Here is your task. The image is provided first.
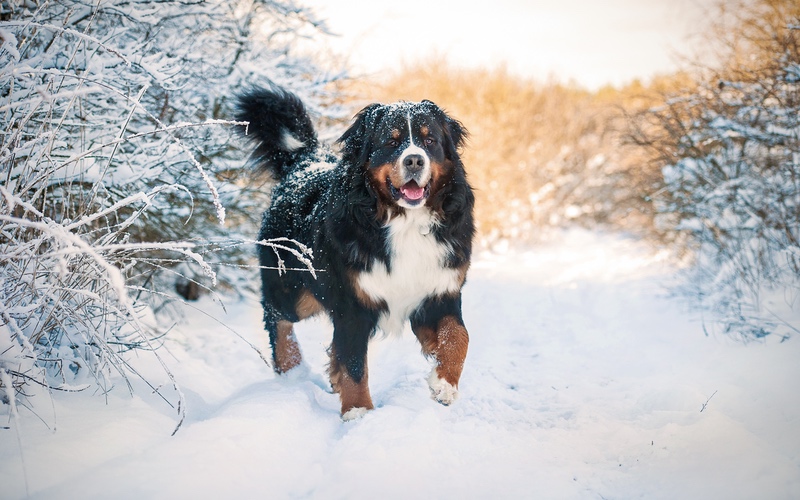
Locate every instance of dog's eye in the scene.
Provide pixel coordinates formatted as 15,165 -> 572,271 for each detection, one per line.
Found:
424,137 -> 436,146
386,139 -> 399,148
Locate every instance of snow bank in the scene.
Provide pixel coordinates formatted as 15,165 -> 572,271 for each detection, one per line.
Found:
1,230 -> 798,499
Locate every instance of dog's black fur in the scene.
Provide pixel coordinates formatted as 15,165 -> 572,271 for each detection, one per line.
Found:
237,84 -> 474,418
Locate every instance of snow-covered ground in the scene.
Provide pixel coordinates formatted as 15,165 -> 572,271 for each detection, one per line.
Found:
2,230 -> 799,499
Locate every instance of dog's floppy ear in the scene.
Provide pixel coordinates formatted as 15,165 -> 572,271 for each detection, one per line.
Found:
422,100 -> 468,161
337,103 -> 385,166
444,115 -> 467,157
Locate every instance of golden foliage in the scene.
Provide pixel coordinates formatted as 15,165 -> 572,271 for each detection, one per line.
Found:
339,0 -> 799,246
345,62 -> 666,243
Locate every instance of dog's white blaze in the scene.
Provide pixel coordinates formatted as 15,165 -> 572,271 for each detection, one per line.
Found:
397,112 -> 430,186
357,209 -> 461,337
406,113 -> 425,152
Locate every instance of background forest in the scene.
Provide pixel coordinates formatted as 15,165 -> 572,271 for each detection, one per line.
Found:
1,0 -> 798,434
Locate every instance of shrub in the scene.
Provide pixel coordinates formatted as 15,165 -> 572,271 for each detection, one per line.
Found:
630,0 -> 800,339
0,0 -> 336,430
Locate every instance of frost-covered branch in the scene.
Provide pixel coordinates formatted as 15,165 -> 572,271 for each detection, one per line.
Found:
0,0 -> 344,431
632,0 -> 800,340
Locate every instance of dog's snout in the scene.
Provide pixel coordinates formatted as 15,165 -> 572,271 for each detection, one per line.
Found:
403,154 -> 426,172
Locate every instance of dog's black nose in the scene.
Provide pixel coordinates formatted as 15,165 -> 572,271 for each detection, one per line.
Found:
403,154 -> 425,172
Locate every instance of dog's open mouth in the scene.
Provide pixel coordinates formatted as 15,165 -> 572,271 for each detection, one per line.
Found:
388,179 -> 430,205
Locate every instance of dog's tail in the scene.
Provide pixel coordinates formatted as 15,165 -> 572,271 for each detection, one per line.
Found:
236,85 -> 318,181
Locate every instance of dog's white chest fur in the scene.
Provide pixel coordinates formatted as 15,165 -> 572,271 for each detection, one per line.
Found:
357,209 -> 461,336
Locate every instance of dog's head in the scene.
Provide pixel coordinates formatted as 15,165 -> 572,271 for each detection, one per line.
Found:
338,100 -> 467,211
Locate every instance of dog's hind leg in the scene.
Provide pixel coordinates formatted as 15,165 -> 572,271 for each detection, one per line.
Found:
327,310 -> 377,420
263,308 -> 303,374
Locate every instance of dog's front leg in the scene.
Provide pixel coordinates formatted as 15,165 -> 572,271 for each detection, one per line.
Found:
411,295 -> 470,406
328,310 -> 377,420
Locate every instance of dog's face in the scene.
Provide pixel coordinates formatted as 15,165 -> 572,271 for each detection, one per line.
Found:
338,101 -> 466,211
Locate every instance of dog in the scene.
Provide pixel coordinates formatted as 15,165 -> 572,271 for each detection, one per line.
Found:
237,85 -> 475,420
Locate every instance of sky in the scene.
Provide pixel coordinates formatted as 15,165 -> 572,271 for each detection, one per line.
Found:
302,0 -> 719,89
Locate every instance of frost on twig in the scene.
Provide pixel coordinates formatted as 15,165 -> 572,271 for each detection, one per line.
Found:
256,237 -> 317,278
0,0 -> 343,433
700,390 -> 718,413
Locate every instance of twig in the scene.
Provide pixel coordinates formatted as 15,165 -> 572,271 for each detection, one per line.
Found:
700,390 -> 718,412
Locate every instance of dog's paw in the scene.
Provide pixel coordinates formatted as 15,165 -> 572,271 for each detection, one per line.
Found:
427,370 -> 459,406
341,406 -> 370,421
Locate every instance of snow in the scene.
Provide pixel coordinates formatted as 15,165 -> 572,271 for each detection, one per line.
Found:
2,229 -> 799,499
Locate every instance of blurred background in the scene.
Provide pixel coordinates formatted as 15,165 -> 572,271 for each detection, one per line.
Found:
304,0 -> 712,89
303,0 -> 798,261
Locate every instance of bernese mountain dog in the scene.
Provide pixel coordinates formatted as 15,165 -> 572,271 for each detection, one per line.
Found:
237,85 -> 475,420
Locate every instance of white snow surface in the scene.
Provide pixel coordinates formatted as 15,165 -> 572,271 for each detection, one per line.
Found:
2,229 -> 799,499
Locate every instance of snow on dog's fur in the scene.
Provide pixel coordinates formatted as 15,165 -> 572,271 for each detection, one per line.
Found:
237,85 -> 474,418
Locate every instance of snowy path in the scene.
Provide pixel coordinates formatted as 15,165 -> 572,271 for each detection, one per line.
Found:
2,230 -> 799,499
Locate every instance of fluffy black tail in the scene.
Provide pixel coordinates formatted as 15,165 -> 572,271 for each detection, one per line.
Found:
236,85 -> 318,181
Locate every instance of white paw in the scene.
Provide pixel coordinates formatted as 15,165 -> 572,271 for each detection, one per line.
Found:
427,370 -> 459,406
341,406 -> 370,421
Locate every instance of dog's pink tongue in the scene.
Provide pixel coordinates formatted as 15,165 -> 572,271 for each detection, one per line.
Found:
401,183 -> 425,200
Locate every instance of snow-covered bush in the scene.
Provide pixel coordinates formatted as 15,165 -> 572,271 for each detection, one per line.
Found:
632,0 -> 800,339
1,0 -> 337,428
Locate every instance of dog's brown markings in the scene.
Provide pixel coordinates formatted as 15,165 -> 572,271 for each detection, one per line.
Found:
271,291 -> 322,374
425,158 -> 457,211
274,320 -> 302,373
413,315 -> 469,388
364,161 -> 401,222
296,289 -> 323,320
328,345 -> 374,415
455,262 -> 470,289
428,160 -> 445,188
348,271 -> 387,310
